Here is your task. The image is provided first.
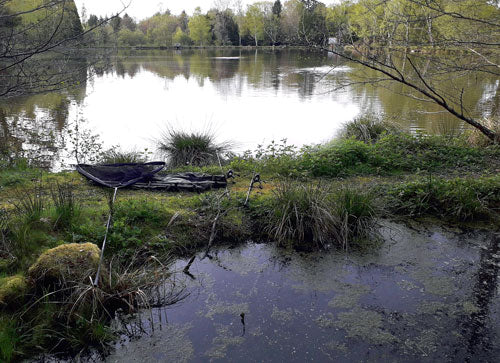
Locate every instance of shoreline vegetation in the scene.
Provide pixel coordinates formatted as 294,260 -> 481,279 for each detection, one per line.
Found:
1,117 -> 500,361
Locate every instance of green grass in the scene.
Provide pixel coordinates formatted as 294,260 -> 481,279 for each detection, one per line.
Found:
230,133 -> 498,178
0,316 -> 18,362
0,129 -> 498,360
387,175 -> 500,221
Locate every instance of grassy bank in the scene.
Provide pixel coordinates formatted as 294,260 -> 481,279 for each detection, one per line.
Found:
0,125 -> 499,361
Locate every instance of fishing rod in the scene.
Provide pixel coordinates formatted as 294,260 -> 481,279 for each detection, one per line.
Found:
244,172 -> 263,207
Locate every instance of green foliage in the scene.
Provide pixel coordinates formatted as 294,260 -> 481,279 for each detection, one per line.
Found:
109,198 -> 172,250
300,139 -> 372,177
230,133 -> 492,178
388,175 -> 500,221
188,8 -> 212,46
172,27 -> 192,45
372,134 -> 484,171
118,28 -> 147,46
243,3 -> 266,46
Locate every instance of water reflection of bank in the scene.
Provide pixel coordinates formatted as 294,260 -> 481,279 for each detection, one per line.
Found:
1,49 -> 499,170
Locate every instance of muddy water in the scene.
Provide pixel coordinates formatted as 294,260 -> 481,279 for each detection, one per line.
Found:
107,222 -> 499,362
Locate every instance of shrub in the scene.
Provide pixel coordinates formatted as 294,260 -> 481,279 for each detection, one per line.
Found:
157,128 -> 232,167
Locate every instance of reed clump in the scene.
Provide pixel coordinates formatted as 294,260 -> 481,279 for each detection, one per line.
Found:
100,148 -> 147,164
261,181 -> 378,250
338,114 -> 401,143
157,128 -> 232,167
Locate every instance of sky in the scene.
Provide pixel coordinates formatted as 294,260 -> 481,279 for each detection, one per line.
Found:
74,0 -> 339,20
74,1 -> 256,20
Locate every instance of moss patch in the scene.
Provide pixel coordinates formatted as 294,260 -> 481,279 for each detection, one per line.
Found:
0,275 -> 28,307
27,243 -> 100,286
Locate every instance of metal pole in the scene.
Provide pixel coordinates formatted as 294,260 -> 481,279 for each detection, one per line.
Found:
93,187 -> 118,287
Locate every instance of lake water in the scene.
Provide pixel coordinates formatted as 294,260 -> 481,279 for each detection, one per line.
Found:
1,49 -> 499,169
105,222 -> 499,362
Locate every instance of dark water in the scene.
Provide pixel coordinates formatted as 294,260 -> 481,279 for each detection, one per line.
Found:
106,221 -> 499,362
1,49 -> 499,169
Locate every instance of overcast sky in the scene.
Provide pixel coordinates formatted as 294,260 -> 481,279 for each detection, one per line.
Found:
74,0 -> 338,20
74,1 -> 256,20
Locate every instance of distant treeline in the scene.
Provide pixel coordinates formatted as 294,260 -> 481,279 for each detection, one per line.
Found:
80,0 -> 500,48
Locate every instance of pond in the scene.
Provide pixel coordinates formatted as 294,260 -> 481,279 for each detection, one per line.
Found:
1,49 -> 499,169
105,221 -> 499,362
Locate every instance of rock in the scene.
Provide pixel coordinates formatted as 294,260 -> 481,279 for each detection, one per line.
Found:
0,275 -> 28,307
28,243 -> 101,287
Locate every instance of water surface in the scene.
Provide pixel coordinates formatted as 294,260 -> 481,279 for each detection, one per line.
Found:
107,222 -> 499,362
2,49 -> 499,169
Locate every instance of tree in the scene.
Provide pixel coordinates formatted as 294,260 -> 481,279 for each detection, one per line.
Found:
320,0 -> 500,141
173,26 -> 192,45
110,15 -> 122,33
0,0 -> 126,98
297,0 -> 328,45
281,0 -> 302,44
273,0 -> 283,17
189,8 -> 212,46
214,10 -> 239,45
243,3 -> 266,46
121,13 -> 136,32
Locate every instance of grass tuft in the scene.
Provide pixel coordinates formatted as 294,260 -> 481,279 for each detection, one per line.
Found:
49,181 -> 80,230
100,148 -> 147,164
157,128 -> 232,167
262,182 -> 339,249
338,114 -> 401,143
